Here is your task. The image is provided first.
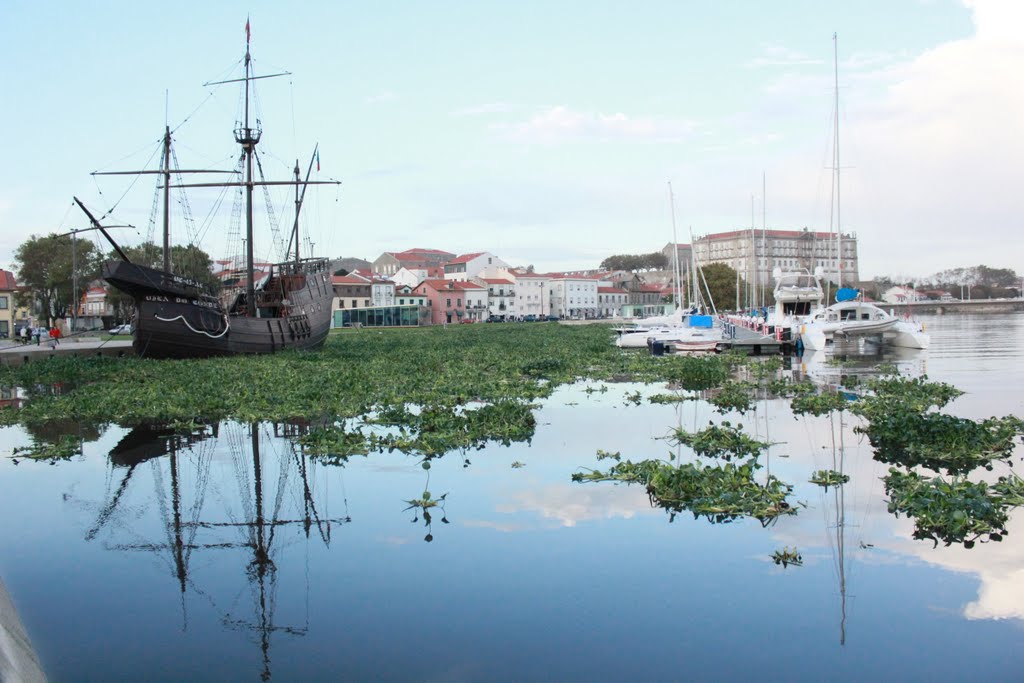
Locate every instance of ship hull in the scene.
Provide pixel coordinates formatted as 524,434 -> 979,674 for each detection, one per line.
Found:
103,259 -> 334,359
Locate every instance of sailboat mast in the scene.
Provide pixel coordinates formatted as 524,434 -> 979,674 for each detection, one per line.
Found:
162,126 -> 172,273
762,172 -> 767,306
833,33 -> 842,288
668,182 -> 681,309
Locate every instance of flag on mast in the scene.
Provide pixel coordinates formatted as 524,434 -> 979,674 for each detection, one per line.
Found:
316,150 -> 320,172
245,17 -> 251,44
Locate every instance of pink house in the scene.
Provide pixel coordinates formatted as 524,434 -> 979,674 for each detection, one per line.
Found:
413,279 -> 488,324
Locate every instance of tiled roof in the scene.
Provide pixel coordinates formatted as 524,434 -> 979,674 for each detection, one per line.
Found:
445,252 -> 485,266
0,270 -> 17,290
418,279 -> 485,291
482,278 -> 514,285
332,275 -> 370,285
598,286 -> 623,294
699,229 -> 836,241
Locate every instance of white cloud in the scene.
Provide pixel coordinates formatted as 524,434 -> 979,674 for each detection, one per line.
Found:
840,1 -> 1024,275
495,483 -> 651,527
494,105 -> 697,144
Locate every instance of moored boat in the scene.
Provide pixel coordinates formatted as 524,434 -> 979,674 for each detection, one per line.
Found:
84,23 -> 337,359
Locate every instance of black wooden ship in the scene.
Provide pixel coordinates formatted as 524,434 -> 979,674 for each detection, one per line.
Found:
86,26 -> 336,359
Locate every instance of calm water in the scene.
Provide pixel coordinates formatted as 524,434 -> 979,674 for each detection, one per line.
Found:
1,313 -> 1022,682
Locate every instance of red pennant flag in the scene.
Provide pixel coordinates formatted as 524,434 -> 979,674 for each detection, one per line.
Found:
316,151 -> 320,172
245,18 -> 251,44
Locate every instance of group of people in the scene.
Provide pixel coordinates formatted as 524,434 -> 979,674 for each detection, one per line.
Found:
17,325 -> 62,346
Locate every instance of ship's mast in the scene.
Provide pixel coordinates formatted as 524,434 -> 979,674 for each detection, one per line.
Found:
235,31 -> 261,317
162,126 -> 172,272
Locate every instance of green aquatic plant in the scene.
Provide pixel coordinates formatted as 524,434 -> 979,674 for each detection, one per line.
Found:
573,458 -> 796,526
790,390 -> 849,417
809,469 -> 850,489
861,412 -> 1023,475
884,468 -> 1024,548
666,421 -> 768,462
771,547 -> 803,568
708,380 -> 756,414
404,489 -> 449,543
10,434 -> 81,464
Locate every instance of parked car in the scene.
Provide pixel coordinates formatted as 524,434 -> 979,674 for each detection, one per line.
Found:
110,323 -> 134,335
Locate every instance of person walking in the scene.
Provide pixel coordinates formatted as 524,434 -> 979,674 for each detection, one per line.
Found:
49,325 -> 61,347
32,327 -> 40,345
19,326 -> 27,344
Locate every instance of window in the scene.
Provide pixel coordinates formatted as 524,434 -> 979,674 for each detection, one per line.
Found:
446,298 -> 451,307
0,296 -> 7,309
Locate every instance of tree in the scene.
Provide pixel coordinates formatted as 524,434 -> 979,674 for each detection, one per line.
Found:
600,252 -> 668,272
15,233 -> 103,326
695,262 -> 738,312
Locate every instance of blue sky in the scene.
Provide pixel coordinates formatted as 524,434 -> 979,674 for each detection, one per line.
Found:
2,0 -> 1020,279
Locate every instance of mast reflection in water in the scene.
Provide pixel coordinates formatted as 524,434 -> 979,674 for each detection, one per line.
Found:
84,421 -> 349,681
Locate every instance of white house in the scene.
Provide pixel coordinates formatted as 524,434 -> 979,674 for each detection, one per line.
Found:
479,278 -> 516,320
443,252 -> 509,281
506,271 -> 550,318
882,286 -> 922,304
370,278 -> 396,307
549,275 -> 599,319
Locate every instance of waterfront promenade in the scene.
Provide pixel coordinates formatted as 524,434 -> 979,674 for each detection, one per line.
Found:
0,336 -> 133,367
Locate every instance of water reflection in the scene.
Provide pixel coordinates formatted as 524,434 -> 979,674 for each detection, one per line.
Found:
82,422 -> 349,681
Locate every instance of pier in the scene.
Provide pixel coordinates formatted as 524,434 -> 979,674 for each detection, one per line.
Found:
0,338 -> 134,367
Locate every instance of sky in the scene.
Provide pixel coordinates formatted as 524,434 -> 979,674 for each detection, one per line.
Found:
1,0 -> 1021,280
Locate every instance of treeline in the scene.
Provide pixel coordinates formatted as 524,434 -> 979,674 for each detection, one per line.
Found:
864,265 -> 1020,300
599,252 -> 668,272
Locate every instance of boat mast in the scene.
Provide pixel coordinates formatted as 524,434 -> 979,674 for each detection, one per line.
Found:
236,28 -> 260,317
668,182 -> 682,310
833,32 -> 842,290
162,126 -> 172,272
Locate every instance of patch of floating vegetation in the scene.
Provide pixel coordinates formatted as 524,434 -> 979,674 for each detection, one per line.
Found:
809,469 -> 850,489
884,469 -> 1024,548
573,423 -> 796,526
771,547 -> 803,568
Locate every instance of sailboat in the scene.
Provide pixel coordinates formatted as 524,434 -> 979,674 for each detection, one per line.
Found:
84,24 -> 338,359
796,35 -> 928,352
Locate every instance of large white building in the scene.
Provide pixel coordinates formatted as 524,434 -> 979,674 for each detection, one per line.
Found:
506,271 -> 549,318
479,278 -> 516,320
549,275 -> 599,319
693,228 -> 859,291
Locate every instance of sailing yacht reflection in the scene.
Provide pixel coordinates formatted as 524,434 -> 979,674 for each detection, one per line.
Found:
87,421 -> 349,681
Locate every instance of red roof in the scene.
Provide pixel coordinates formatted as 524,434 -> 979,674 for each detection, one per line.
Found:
598,286 -> 623,294
700,229 -> 836,241
391,248 -> 455,262
638,284 -> 662,292
418,279 -> 485,292
0,270 -> 17,290
482,278 -> 514,285
445,252 -> 484,266
332,274 -> 370,285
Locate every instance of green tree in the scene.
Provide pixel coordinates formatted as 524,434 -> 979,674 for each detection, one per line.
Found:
15,233 -> 103,326
695,262 -> 738,312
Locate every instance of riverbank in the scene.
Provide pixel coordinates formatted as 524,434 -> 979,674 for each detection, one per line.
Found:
0,576 -> 47,683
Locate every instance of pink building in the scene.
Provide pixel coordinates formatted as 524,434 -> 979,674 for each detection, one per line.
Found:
413,279 -> 488,324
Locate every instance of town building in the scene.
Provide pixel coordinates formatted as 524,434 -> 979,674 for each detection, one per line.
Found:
548,275 -> 599,319
0,270 -> 20,338
597,286 -> 628,317
506,271 -> 550,319
693,228 -> 859,291
413,279 -> 489,324
331,273 -> 372,312
390,266 -> 444,289
372,248 -> 455,276
478,278 -> 516,321
442,252 -> 509,281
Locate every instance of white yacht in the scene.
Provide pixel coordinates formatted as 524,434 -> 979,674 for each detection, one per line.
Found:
799,293 -> 929,350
